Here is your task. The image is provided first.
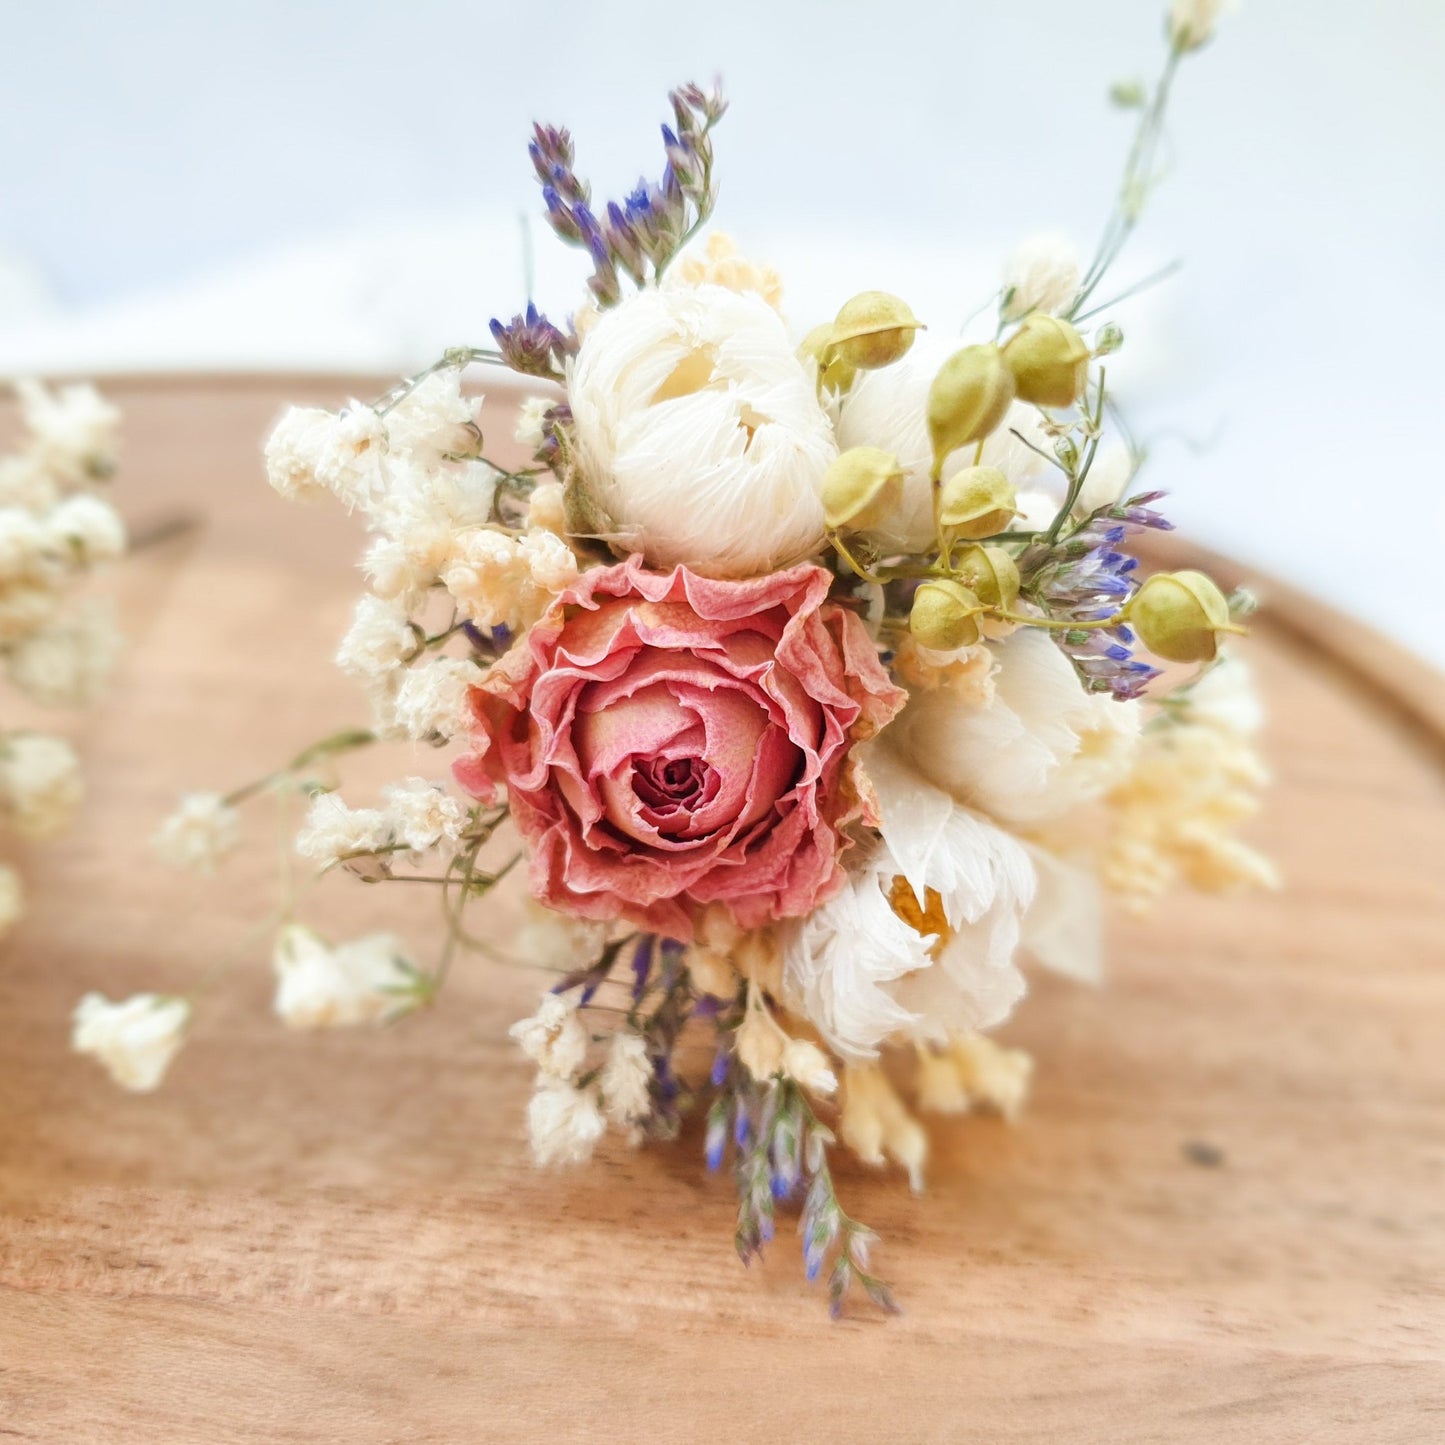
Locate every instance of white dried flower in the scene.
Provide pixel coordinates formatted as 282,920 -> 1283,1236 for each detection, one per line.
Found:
271,923 -> 415,1029
151,791 -> 241,874
513,395 -> 553,455
0,507 -> 54,585
6,599 -> 122,707
384,371 -> 481,468
782,1038 -> 838,1097
832,332 -> 1051,552
0,862 -> 23,937
335,594 -> 415,682
264,403 -> 387,509
1001,234 -> 1082,322
601,1029 -> 653,1126
887,627 -> 1142,829
1169,0 -> 1228,51
568,283 -> 837,577
381,777 -> 466,853
525,479 -> 567,535
509,992 -> 589,1079
0,732 -> 83,839
294,791 -> 392,866
71,992 -> 189,1092
45,494 -> 127,564
440,528 -> 576,629
513,900 -> 609,972
517,528 -> 578,594
16,379 -> 120,486
526,1075 -> 607,1166
392,655 -> 483,741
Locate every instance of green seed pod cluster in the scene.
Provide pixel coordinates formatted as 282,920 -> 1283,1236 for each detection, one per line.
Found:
1125,569 -> 1243,663
1002,314 -> 1091,408
938,466 -> 1018,542
829,291 -> 925,371
908,578 -> 987,650
822,447 -> 905,532
925,345 -> 1016,479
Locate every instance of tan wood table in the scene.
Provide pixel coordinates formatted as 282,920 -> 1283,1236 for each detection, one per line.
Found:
1,377 -> 1442,1443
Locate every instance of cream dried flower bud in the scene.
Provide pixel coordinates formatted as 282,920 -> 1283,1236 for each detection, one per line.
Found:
829,291 -> 925,371
948,1034 -> 1034,1122
381,777 -> 465,853
909,579 -> 986,650
1126,569 -> 1244,663
0,733 -> 83,838
527,1076 -> 606,1166
926,345 -> 1017,479
601,1029 -> 654,1126
953,544 -> 1021,612
938,466 -> 1019,541
782,1038 -> 837,1097
272,924 -> 416,1030
71,992 -> 190,1092
1169,0 -> 1227,51
840,1064 -> 928,1192
335,595 -> 416,681
392,656 -> 483,742
736,1000 -> 787,1083
525,479 -> 568,536
821,447 -> 905,532
152,791 -> 242,874
46,494 -> 127,564
1002,314 -> 1091,408
1000,234 -> 1082,322
509,992 -> 589,1079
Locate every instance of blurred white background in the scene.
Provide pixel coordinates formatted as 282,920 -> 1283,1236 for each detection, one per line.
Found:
1,1 -> 1442,661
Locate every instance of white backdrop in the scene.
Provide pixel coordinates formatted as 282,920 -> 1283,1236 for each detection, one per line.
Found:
1,1 -> 1442,662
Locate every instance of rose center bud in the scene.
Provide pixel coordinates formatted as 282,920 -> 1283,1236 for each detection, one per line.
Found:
632,755 -> 710,813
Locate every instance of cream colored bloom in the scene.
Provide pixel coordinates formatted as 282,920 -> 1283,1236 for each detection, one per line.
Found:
832,332 -> 1050,552
440,527 -> 576,629
392,656 -> 483,741
513,900 -> 610,972
15,379 -> 120,486
525,479 -> 567,535
264,403 -> 387,509
916,1034 -> 1033,1121
509,992 -> 589,1078
526,1076 -> 607,1166
568,283 -> 836,576
0,732 -> 83,838
1169,0 -> 1228,50
514,396 -> 553,455
381,777 -> 466,853
891,636 -> 996,703
781,744 -> 1033,1061
1000,234 -> 1082,322
601,1029 -> 653,1126
384,371 -> 481,468
71,992 -> 189,1092
294,791 -> 393,866
839,1063 -> 927,1191
45,494 -> 127,564
6,600 -> 122,706
669,232 -> 784,310
0,507 -> 54,585
887,627 -> 1142,830
152,791 -> 242,873
781,1038 -> 838,1098
0,454 -> 59,511
335,594 -> 415,682
0,863 -> 23,937
271,924 -> 415,1029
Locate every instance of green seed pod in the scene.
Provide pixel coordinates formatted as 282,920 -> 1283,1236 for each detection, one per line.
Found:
830,291 -> 925,371
822,447 -> 905,532
1002,313 -> 1091,408
938,465 -> 1018,541
799,323 -> 857,395
909,579 -> 986,650
1094,322 -> 1124,356
1125,569 -> 1244,663
925,345 -> 1016,479
954,544 -> 1021,612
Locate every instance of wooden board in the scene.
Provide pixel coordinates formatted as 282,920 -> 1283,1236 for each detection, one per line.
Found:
1,376 -> 1443,1443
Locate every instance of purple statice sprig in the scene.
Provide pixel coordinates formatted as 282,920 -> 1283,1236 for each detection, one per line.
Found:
489,302 -> 574,381
1019,490 -> 1176,699
712,1064 -> 898,1318
528,81 -> 727,309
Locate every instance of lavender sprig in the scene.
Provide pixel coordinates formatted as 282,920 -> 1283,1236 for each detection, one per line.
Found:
488,302 -> 574,381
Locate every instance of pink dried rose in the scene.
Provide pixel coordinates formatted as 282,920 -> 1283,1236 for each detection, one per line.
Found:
455,557 -> 904,939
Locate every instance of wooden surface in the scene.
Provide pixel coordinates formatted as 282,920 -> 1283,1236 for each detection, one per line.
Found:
2,377 -> 1443,1443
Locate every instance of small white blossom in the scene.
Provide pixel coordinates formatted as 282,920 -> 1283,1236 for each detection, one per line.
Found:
0,863 -> 23,937
509,992 -> 588,1079
513,901 -> 609,972
71,992 -> 189,1092
16,379 -> 120,486
0,732 -> 83,839
441,528 -> 576,629
271,923 -> 416,1029
381,777 -> 466,853
1001,234 -> 1082,321
0,506 -> 54,585
6,599 -> 122,706
526,479 -> 567,535
518,529 -> 579,594
1169,0 -> 1228,51
513,395 -> 552,455
384,371 -> 481,468
0,454 -> 59,511
392,656 -> 483,741
264,403 -> 387,509
526,1075 -> 606,1166
45,494 -> 127,564
601,1029 -> 653,1126
294,791 -> 393,866
335,594 -> 416,682
151,791 -> 242,874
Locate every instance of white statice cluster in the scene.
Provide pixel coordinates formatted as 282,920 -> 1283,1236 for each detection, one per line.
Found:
264,369 -> 580,738
0,380 -> 126,944
508,991 -> 655,1165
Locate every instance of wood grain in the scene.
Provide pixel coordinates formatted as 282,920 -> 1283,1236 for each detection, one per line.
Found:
1,377 -> 1442,1444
